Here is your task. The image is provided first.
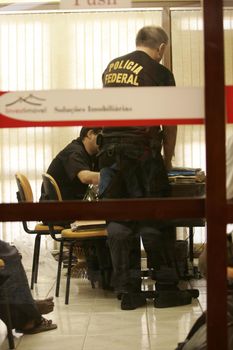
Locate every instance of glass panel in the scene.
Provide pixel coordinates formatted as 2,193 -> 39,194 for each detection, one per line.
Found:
225,9 -> 233,231
225,11 -> 233,237
225,9 -> 233,148
171,9 -> 205,244
0,8 -> 207,252
0,8 -> 208,328
0,9 -> 162,243
171,9 -> 205,171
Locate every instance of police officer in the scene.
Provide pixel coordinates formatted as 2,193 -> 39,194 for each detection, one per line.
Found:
98,26 -> 192,310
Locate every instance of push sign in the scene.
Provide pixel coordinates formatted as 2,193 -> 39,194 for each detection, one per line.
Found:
60,0 -> 131,10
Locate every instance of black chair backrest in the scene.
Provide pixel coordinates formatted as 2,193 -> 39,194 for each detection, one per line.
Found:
42,173 -> 62,201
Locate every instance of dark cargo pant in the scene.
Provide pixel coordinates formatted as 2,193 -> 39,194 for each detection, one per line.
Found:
107,220 -> 177,293
98,143 -> 179,293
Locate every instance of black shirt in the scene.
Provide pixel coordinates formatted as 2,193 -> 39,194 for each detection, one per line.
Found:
102,50 -> 175,136
43,138 -> 98,200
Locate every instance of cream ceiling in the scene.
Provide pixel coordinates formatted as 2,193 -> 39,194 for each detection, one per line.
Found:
0,0 -> 198,4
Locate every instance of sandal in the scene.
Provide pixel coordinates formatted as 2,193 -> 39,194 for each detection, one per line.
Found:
18,317 -> 57,334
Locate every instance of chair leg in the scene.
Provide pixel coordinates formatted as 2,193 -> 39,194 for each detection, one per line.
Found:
65,243 -> 74,305
100,269 -> 106,289
83,245 -> 95,289
31,235 -> 40,289
34,235 -> 41,284
90,279 -> 95,289
55,241 -> 64,297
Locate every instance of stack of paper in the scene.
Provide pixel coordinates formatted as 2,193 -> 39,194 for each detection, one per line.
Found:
168,167 -> 205,183
71,220 -> 106,231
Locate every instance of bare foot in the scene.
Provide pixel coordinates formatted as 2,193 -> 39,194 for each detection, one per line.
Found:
34,297 -> 54,315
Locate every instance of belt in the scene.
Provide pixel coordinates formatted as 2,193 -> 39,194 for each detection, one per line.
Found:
97,134 -> 150,147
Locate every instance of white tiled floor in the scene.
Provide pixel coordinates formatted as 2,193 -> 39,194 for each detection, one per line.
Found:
0,246 -> 206,350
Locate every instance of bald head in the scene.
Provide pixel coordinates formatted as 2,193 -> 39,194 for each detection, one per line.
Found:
136,26 -> 168,49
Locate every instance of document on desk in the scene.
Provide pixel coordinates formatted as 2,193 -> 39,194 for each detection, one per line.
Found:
168,167 -> 205,183
71,220 -> 106,231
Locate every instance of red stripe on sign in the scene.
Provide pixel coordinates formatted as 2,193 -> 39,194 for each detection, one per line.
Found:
226,86 -> 233,123
0,113 -> 203,128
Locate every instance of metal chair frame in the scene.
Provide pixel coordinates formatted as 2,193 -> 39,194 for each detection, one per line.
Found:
42,173 -> 108,304
15,173 -> 63,289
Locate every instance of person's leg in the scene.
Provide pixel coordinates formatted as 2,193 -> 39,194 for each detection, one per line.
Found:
0,240 -> 56,332
107,221 -> 146,310
154,224 -> 180,290
107,221 -> 139,293
141,223 -> 193,308
93,240 -> 113,289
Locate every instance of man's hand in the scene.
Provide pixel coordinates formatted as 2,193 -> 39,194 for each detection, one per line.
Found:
162,125 -> 177,171
78,170 -> 100,185
163,158 -> 173,172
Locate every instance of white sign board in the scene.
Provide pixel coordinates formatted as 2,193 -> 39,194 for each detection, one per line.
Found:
60,0 -> 131,10
0,87 -> 204,127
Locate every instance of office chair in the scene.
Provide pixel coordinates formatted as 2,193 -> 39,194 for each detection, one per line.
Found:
15,173 -> 64,290
42,173 -> 108,305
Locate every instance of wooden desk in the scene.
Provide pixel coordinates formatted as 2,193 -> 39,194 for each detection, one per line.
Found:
170,181 -> 205,198
170,182 -> 205,268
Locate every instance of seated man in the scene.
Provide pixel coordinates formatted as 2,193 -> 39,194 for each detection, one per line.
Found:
40,126 -> 112,287
40,126 -> 102,201
0,240 -> 57,334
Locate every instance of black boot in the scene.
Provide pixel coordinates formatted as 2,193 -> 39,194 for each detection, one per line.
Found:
121,292 -> 146,310
118,277 -> 141,295
154,290 -> 192,308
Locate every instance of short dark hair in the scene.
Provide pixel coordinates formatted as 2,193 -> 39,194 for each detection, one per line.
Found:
79,127 -> 102,140
136,26 -> 168,49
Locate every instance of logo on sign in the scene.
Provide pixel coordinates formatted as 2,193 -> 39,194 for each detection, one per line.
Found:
6,94 -> 46,107
5,94 -> 47,114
